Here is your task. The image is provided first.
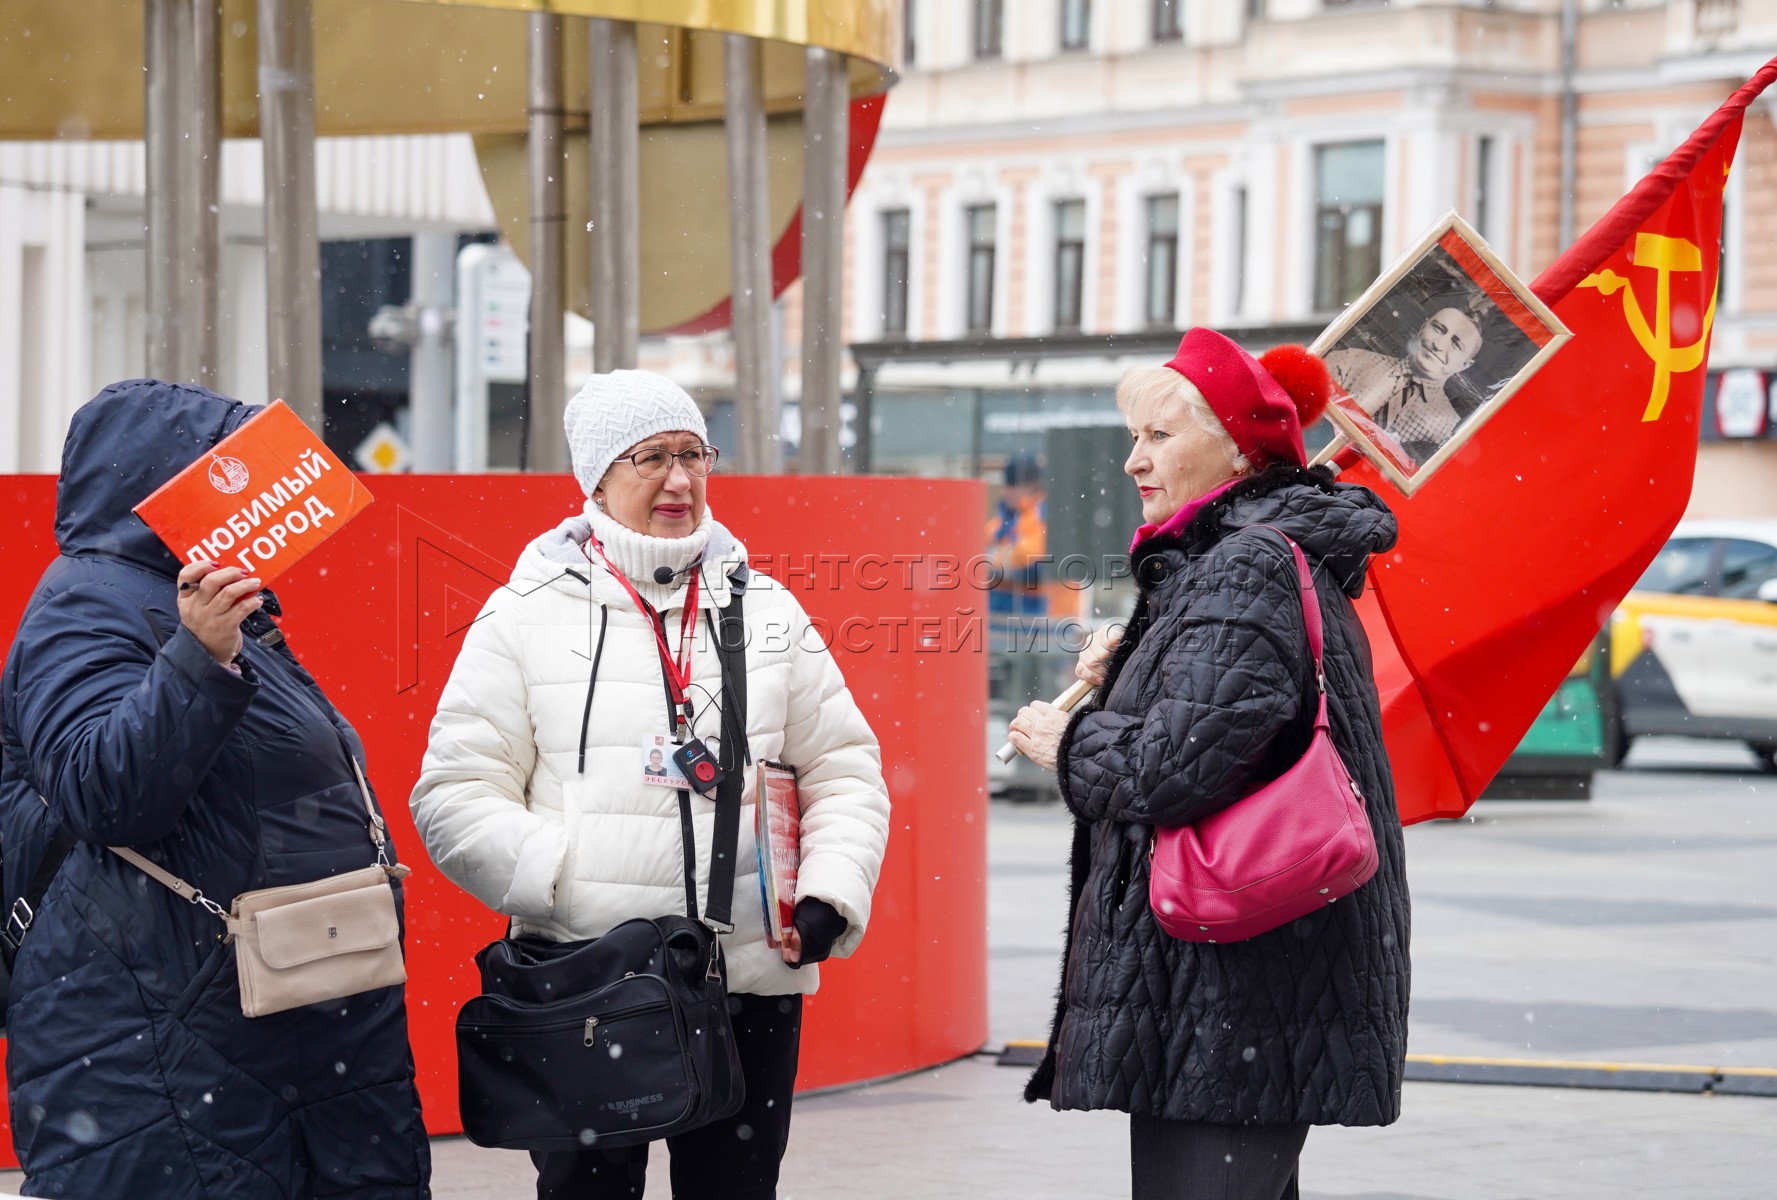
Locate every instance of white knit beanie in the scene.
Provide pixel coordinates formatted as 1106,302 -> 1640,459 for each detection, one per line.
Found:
563,370 -> 709,496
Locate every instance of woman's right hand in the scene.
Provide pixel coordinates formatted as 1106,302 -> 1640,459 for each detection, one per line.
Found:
177,562 -> 263,666
1075,622 -> 1125,689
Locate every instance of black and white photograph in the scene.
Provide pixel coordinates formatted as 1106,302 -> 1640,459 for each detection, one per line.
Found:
1314,213 -> 1571,494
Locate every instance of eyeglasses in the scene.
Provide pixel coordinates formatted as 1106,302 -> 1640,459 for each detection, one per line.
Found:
616,444 -> 720,480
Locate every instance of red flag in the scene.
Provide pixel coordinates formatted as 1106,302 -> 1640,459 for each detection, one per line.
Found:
1349,58 -> 1777,824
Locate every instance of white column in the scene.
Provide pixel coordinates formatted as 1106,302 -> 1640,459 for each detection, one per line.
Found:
800,46 -> 849,475
724,35 -> 779,474
589,18 -> 640,373
409,231 -> 457,472
145,0 -> 222,387
526,13 -> 569,471
257,0 -> 324,428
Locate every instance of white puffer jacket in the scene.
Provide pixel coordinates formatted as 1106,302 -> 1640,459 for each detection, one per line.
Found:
410,514 -> 891,995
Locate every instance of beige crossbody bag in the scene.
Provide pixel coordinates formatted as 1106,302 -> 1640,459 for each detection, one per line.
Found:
113,760 -> 410,1018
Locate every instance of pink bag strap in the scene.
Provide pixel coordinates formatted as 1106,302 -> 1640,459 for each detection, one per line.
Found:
1249,525 -> 1330,720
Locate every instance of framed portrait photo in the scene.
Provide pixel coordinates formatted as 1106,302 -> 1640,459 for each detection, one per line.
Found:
1311,211 -> 1571,496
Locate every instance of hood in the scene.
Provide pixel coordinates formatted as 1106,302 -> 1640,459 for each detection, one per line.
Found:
1135,464 -> 1398,598
54,379 -> 260,578
513,511 -> 751,612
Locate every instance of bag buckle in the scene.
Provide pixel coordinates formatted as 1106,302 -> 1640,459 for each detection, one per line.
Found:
701,916 -> 734,936
369,815 -> 393,868
7,896 -> 34,940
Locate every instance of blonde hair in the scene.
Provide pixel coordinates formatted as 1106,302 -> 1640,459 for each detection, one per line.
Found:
1115,365 -> 1251,474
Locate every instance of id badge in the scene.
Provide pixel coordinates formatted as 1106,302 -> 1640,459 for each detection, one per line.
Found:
640,733 -> 691,789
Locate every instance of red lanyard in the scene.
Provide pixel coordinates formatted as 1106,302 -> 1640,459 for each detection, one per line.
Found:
586,537 -> 701,734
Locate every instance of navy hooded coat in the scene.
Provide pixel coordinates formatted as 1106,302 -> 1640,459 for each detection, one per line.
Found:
0,381 -> 430,1198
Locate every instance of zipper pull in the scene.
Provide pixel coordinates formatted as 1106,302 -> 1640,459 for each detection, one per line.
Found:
583,1016 -> 599,1046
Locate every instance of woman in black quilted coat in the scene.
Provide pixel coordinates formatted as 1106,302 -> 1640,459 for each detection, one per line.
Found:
1009,330 -> 1409,1200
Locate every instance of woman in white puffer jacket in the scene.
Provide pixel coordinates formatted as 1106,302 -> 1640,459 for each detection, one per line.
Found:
410,370 -> 891,1200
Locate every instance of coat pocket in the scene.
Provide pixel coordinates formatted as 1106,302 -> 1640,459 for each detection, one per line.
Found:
549,782 -> 586,931
172,941 -> 234,1022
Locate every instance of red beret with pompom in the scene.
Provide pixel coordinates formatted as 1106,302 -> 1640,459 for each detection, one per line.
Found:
1164,329 -> 1328,468
1257,344 -> 1334,428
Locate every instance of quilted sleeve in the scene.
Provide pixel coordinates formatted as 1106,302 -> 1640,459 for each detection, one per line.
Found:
771,590 -> 890,959
409,596 -> 567,922
1058,536 -> 1309,828
9,583 -> 257,845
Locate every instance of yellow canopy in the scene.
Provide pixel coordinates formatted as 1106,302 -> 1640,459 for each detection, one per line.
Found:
0,0 -> 897,139
0,0 -> 898,332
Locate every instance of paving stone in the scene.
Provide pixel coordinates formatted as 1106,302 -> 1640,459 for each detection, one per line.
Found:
4,754 -> 1771,1197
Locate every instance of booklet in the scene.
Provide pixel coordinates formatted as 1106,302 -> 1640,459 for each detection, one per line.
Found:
754,761 -> 801,948
132,400 -> 373,584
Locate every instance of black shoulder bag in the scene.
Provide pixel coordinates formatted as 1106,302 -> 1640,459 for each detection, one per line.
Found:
455,586 -> 750,1152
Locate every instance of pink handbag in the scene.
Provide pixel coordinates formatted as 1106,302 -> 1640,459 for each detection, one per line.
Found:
1148,530 -> 1379,944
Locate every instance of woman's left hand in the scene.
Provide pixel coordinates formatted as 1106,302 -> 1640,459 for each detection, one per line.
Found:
1008,701 -> 1069,773
779,925 -> 804,966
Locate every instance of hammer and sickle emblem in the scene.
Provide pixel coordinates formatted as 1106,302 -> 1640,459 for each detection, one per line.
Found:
1578,233 -> 1717,422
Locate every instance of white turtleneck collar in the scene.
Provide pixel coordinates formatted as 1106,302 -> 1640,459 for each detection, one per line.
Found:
584,500 -> 713,610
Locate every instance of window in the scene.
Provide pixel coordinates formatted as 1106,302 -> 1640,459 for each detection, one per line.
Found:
1053,199 -> 1087,332
881,209 -> 911,338
1696,0 -> 1739,42
1473,135 -> 1494,241
1313,140 -> 1385,313
1144,193 -> 1180,328
1719,540 -> 1777,600
973,0 -> 1003,59
1060,0 -> 1091,50
965,204 -> 997,334
1636,538 -> 1715,596
1152,0 -> 1183,42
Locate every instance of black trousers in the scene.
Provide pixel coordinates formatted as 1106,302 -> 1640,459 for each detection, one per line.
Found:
1129,1117 -> 1309,1200
532,992 -> 803,1200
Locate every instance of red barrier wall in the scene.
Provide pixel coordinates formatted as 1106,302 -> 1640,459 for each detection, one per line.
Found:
0,474 -> 989,1164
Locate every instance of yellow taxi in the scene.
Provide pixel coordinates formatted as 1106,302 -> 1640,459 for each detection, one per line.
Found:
1610,519 -> 1777,770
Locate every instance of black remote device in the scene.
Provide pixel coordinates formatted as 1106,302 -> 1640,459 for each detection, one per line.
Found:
672,738 -> 724,796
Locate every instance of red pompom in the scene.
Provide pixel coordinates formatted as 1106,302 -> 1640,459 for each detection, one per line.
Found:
1258,345 -> 1334,427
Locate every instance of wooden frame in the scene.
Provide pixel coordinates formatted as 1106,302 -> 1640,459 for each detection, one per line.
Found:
1310,211 -> 1571,496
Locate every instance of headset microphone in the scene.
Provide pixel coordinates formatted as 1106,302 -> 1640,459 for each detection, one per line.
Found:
650,559 -> 704,586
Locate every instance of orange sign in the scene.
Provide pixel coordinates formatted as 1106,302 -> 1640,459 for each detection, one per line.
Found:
132,400 -> 374,584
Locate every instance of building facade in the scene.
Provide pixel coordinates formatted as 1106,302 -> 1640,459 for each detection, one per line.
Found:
0,0 -> 1773,510
0,135 -> 502,472
843,0 -> 1777,513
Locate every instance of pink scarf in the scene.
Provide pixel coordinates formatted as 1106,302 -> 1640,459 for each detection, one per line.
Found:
1130,479 -> 1241,553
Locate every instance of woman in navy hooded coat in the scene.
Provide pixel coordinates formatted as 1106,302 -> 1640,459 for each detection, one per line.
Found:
0,381 -> 430,1198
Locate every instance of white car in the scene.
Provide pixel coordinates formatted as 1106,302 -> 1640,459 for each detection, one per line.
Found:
1612,518 -> 1777,768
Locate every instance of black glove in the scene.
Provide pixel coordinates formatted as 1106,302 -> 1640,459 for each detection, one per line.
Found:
787,898 -> 847,970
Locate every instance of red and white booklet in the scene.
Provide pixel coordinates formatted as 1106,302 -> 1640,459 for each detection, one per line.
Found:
754,762 -> 801,948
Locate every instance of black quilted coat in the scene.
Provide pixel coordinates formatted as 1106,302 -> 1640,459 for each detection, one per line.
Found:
1025,466 -> 1410,1127
0,381 -> 430,1197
